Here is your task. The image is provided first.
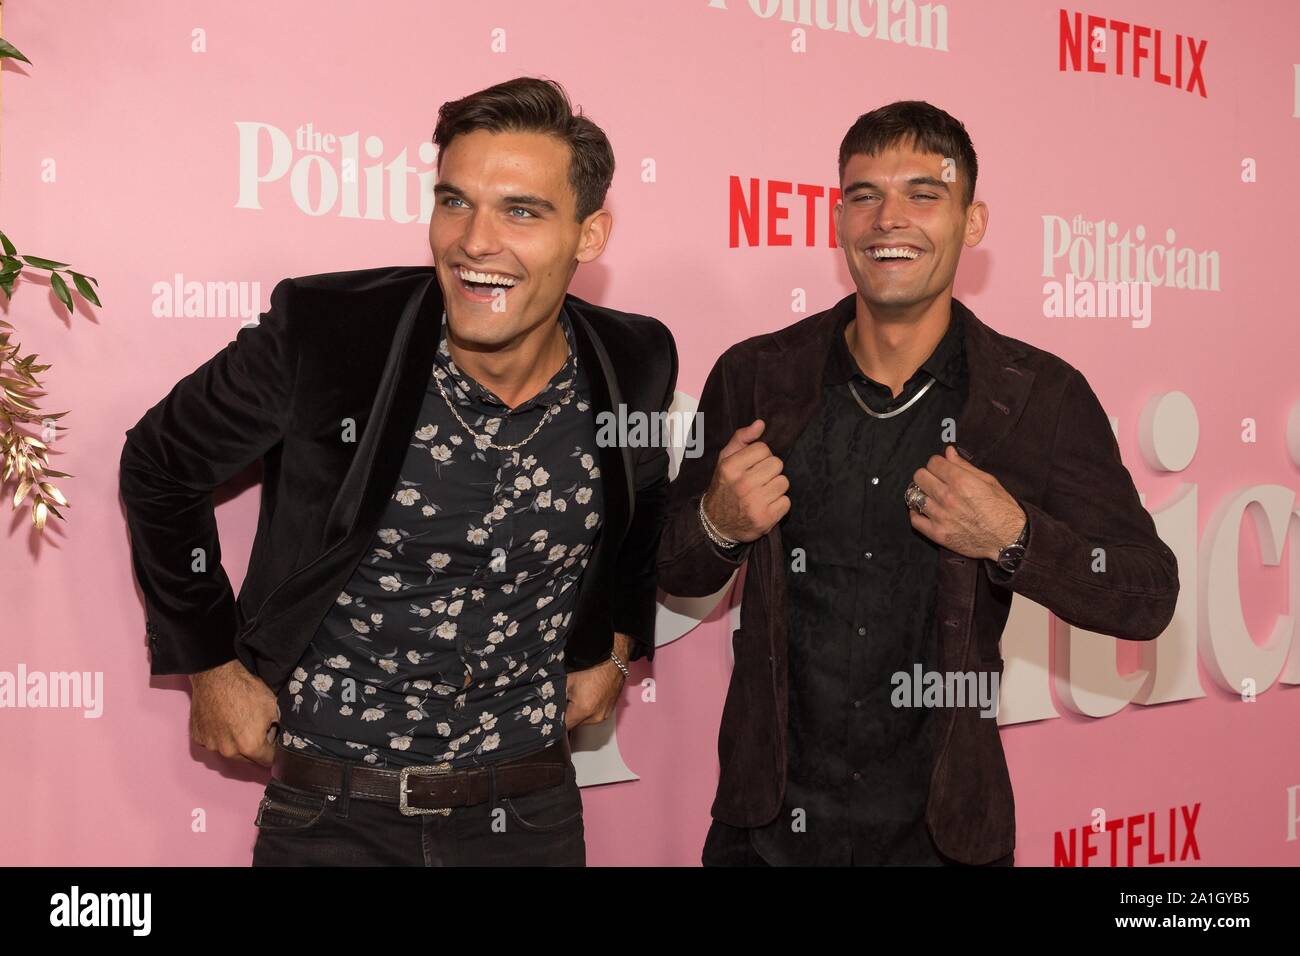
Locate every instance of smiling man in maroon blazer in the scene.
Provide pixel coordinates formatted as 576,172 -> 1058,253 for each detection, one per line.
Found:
657,101 -> 1179,866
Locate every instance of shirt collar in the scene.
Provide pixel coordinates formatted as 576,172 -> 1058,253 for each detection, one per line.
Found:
826,302 -> 965,393
432,305 -> 578,410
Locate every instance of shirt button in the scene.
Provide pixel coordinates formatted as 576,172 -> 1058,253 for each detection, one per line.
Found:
853,699 -> 862,709
856,626 -> 866,636
870,477 -> 879,485
863,551 -> 872,560
852,771 -> 862,781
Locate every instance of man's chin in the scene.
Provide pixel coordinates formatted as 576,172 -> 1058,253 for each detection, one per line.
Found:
443,313 -> 516,347
856,286 -> 925,311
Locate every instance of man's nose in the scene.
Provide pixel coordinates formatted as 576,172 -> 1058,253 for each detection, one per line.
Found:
460,209 -> 502,258
873,191 -> 909,231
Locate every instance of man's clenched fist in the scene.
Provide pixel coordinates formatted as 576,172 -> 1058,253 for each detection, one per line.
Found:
189,658 -> 281,768
701,419 -> 791,543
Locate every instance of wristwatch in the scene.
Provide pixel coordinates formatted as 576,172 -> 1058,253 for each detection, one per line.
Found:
994,517 -> 1030,573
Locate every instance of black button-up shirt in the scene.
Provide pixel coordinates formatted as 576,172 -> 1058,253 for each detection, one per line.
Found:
748,303 -> 968,865
276,307 -> 604,768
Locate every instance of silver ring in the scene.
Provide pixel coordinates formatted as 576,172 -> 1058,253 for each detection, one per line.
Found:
904,482 -> 928,515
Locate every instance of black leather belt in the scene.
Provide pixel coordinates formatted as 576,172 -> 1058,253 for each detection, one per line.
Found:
271,733 -> 571,816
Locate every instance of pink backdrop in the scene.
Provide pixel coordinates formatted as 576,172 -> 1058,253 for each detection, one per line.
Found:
1,0 -> 1297,866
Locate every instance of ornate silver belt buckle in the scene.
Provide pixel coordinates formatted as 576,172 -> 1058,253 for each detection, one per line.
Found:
398,762 -> 454,816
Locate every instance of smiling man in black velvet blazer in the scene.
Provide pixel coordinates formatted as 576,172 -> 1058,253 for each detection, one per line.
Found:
119,77 -> 677,866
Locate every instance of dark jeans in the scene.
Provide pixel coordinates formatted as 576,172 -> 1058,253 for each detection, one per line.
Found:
252,758 -> 585,866
701,818 -> 1015,867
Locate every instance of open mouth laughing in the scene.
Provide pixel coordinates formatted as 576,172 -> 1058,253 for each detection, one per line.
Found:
453,265 -> 519,303
866,244 -> 925,267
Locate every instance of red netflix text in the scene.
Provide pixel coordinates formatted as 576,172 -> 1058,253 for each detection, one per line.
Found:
1054,802 -> 1202,866
1059,9 -> 1208,98
729,177 -> 842,248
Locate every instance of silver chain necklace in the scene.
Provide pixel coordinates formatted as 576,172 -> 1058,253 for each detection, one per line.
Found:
434,310 -> 575,452
433,370 -> 564,452
847,376 -> 935,419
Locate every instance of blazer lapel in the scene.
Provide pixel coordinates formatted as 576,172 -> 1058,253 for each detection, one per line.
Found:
751,295 -> 855,457
568,299 -> 632,544
323,272 -> 442,549
937,300 -> 1036,681
949,298 -> 1036,467
747,296 -> 854,694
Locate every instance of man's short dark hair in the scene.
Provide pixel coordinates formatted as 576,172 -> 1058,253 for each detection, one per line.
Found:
838,100 -> 978,208
432,76 -> 615,222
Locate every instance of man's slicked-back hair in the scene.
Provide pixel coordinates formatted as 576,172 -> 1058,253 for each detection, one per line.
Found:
432,76 -> 615,223
838,100 -> 978,208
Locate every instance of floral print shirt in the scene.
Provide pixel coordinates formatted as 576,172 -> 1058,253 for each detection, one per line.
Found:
276,307 -> 603,768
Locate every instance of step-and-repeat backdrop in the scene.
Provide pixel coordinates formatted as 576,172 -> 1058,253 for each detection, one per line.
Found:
2,0 -> 1297,865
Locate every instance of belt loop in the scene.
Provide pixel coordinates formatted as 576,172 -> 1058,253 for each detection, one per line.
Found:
338,761 -> 352,818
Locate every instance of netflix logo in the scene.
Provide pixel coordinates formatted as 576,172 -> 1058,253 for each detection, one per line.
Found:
1059,9 -> 1208,98
729,176 -> 842,248
1054,802 -> 1201,866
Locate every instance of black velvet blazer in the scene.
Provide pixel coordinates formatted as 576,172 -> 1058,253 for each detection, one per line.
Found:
120,265 -> 678,692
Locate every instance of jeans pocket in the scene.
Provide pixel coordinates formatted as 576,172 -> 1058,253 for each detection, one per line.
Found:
255,779 -> 330,832
500,768 -> 583,833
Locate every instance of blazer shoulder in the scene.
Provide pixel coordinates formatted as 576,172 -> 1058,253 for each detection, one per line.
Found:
716,295 -> 849,367
286,264 -> 438,298
990,327 -> 1083,383
269,265 -> 438,336
962,303 -> 1081,382
565,294 -> 675,355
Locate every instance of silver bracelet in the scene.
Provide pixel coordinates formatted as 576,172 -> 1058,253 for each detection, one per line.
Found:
698,492 -> 741,550
609,650 -> 629,677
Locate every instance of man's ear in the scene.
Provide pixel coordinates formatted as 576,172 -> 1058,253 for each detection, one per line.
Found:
963,200 -> 989,248
576,208 -> 613,264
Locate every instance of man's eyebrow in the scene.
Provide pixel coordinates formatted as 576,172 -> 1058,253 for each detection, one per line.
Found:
842,177 -> 952,195
501,194 -> 558,213
433,182 -> 557,213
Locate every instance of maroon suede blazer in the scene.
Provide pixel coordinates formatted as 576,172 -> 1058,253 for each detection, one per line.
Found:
656,293 -> 1179,865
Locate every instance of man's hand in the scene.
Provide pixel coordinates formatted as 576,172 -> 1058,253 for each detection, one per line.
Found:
564,634 -> 632,729
188,658 -> 280,768
909,445 -> 1026,560
702,418 -> 791,543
